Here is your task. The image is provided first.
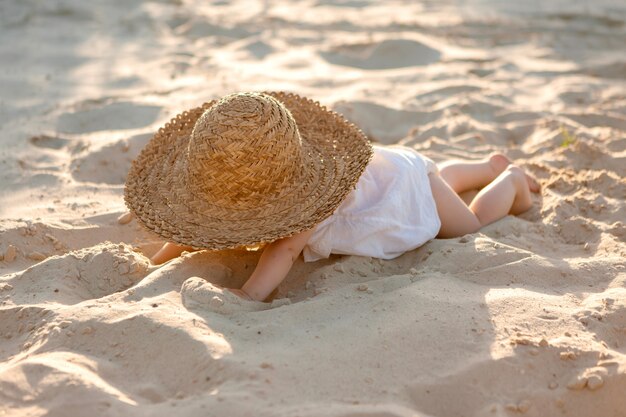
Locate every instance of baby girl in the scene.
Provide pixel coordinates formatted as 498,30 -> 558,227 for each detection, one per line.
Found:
125,92 -> 540,304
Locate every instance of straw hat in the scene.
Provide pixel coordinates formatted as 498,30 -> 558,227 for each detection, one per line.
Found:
124,91 -> 373,250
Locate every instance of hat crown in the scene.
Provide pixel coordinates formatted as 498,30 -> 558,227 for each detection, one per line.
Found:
186,92 -> 305,209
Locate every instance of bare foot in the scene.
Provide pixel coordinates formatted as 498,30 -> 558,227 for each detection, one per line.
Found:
489,153 -> 541,193
505,165 -> 534,214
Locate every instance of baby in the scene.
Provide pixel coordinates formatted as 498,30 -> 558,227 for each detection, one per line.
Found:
125,92 -> 540,303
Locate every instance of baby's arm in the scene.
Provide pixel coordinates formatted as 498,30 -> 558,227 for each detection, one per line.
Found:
240,228 -> 315,302
150,242 -> 195,265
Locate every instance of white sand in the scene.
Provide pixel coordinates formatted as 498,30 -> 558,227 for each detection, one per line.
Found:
1,1 -> 625,416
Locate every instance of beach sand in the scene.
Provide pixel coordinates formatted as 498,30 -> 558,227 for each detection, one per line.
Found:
1,0 -> 625,416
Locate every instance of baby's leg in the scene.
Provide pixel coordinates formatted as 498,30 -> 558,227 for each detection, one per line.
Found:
438,154 -> 540,194
429,165 -> 533,238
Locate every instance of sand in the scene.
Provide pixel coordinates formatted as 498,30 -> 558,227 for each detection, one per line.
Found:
1,0 -> 625,416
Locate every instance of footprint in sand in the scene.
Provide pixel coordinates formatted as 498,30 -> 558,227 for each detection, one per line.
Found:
320,39 -> 440,70
175,19 -> 254,41
29,135 -> 72,150
315,0 -> 372,7
412,85 -> 483,106
57,102 -> 162,134
2,243 -> 150,306
575,299 -> 626,355
333,101 -> 440,144
562,112 -> 626,131
582,61 -> 626,79
70,133 -> 152,184
0,305 -> 50,343
0,305 -> 52,363
238,39 -> 275,60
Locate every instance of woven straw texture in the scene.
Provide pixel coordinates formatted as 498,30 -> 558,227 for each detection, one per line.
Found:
124,91 -> 373,250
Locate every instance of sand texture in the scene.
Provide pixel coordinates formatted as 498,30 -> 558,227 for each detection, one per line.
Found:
1,0 -> 625,416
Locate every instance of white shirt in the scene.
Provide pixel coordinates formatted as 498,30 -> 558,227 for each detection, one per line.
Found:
303,145 -> 441,262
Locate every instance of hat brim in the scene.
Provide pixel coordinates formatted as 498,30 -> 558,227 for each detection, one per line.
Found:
124,91 -> 373,250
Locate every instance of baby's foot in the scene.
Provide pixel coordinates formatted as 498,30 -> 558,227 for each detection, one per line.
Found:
181,277 -> 269,314
489,153 -> 541,193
